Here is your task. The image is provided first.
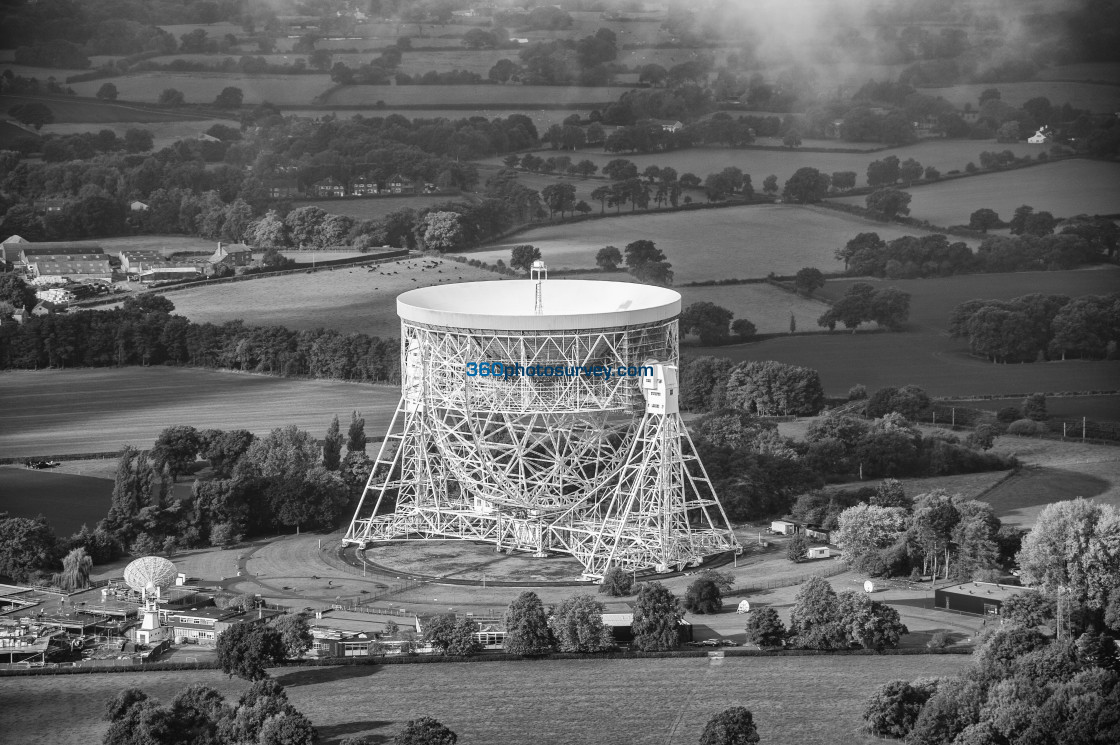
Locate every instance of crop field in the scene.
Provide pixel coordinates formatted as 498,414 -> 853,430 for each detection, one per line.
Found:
0,94 -> 209,124
920,81 -> 1120,112
469,204 -> 973,282
323,84 -> 616,107
39,119 -> 233,150
0,368 -> 398,459
164,257 -> 502,338
677,283 -> 833,336
289,195 -> 472,220
482,139 -> 1046,189
1037,62 -> 1120,83
68,73 -> 331,106
832,160 -> 1120,226
0,468 -> 112,536
0,655 -> 971,745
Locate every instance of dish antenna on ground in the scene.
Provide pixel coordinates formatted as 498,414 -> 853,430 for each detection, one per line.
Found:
864,580 -> 875,593
124,556 -> 177,601
736,600 -> 750,614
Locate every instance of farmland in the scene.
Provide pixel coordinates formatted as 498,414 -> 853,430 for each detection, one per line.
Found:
921,81 -> 1120,112
0,368 -> 398,459
0,655 -> 971,745
289,195 -> 474,221
483,139 -> 1048,190
284,107 -> 598,132
1036,62 -> 1120,83
0,468 -> 112,537
323,84 -> 616,107
163,257 -> 502,338
469,204 -> 975,281
40,119 -> 234,150
67,73 -> 332,106
832,159 -> 1120,226
0,94 -> 213,123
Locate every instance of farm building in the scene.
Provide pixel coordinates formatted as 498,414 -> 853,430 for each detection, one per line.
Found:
0,234 -> 27,263
206,242 -> 253,273
804,524 -> 830,542
311,176 -> 346,198
807,546 -> 830,559
933,582 -> 1035,616
265,177 -> 300,198
119,250 -> 163,274
130,201 -> 149,212
27,254 -> 112,280
770,519 -> 800,535
18,243 -> 104,267
138,264 -> 202,283
653,119 -> 684,133
351,174 -> 380,196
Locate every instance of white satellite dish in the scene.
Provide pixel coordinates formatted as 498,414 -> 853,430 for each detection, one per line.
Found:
864,580 -> 875,593
736,600 -> 750,614
124,556 -> 177,600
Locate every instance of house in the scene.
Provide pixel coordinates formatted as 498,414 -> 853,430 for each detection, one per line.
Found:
770,520 -> 800,535
264,177 -> 300,199
311,175 -> 346,198
129,201 -> 150,212
960,110 -> 980,123
35,198 -> 71,214
0,234 -> 28,263
386,174 -> 414,194
933,582 -> 1035,617
1027,127 -> 1052,144
652,119 -> 683,133
351,174 -> 379,196
196,133 -> 221,143
206,242 -> 253,273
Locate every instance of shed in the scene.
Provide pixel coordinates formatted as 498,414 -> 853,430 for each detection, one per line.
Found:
807,546 -> 830,560
804,525 -> 830,542
770,520 -> 799,535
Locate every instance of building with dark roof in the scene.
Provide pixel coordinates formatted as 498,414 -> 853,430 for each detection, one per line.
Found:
934,582 -> 1035,617
27,254 -> 112,280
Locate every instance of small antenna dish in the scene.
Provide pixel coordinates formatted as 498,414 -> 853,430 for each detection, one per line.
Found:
864,580 -> 875,593
736,600 -> 750,614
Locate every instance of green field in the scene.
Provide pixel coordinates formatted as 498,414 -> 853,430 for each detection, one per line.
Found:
832,159 -> 1120,226
67,73 -> 331,106
0,468 -> 112,536
921,81 -> 1120,113
482,139 -> 1047,190
0,368 -> 399,458
40,119 -> 233,150
0,655 -> 971,745
0,94 -> 212,123
324,84 -> 616,107
289,195 -> 474,220
468,204 -> 974,281
707,267 -> 1120,397
1037,62 -> 1120,83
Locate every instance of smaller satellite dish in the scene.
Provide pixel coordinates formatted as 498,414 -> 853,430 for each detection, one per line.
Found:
737,600 -> 750,614
864,580 -> 875,593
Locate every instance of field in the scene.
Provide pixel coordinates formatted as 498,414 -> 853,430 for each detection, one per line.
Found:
832,160 -> 1120,226
0,368 -> 399,459
284,107 -> 599,131
0,94 -> 212,124
1037,62 -> 1120,83
164,256 -> 502,338
482,139 -> 1047,190
0,119 -> 37,147
0,655 -> 971,745
921,81 -> 1120,113
0,468 -> 112,536
39,119 -> 233,150
323,84 -> 616,107
469,204 -> 974,282
67,73 -> 332,106
289,195 -> 473,220
950,395 -> 1120,422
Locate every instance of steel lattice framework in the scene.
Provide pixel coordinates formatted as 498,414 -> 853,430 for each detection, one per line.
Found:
343,279 -> 739,580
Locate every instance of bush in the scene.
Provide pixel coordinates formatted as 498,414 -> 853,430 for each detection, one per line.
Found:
847,384 -> 868,401
786,534 -> 809,563
1007,418 -> 1046,436
996,406 -> 1021,423
862,679 -> 939,738
1022,392 -> 1047,421
744,606 -> 786,648
927,631 -> 953,649
599,567 -> 634,596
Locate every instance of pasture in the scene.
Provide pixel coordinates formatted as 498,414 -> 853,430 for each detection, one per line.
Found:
0,368 -> 399,459
40,119 -> 233,150
1036,62 -> 1120,83
950,395 -> 1120,422
921,81 -> 1120,113
0,655 -> 971,745
284,107 -> 598,132
470,204 -> 973,281
832,159 -> 1120,226
68,73 -> 331,106
483,139 -> 1047,190
0,468 -> 112,536
289,195 -> 472,221
323,84 -> 616,107
0,94 -> 209,123
164,257 -> 502,338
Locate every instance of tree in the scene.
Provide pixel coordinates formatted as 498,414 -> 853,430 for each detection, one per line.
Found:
680,302 -> 734,346
624,239 -> 673,286
510,244 -> 541,272
782,167 -> 830,203
731,318 -> 756,340
862,679 -> 938,738
899,158 -> 923,186
419,211 -> 464,252
58,547 -> 93,591
599,567 -> 634,596
866,188 -> 912,218
394,717 -> 457,745
8,102 -> 54,130
347,411 -> 366,453
214,86 -> 244,108
836,590 -> 907,650
603,158 -> 638,181
259,711 -> 316,745
632,582 -> 682,651
699,707 -> 760,745
423,614 -> 481,656
320,415 -> 345,471
158,88 -> 185,106
836,504 -> 908,563
0,274 -> 37,311
503,591 -> 553,655
124,128 -> 154,153
782,132 -> 802,149
272,614 -> 312,659
794,267 -> 825,295
150,425 -> 200,481
550,595 -> 615,652
762,175 -> 778,195
831,171 -> 857,190
1000,590 -> 1056,629
201,429 -> 255,479
216,623 -> 286,680
684,570 -> 732,614
744,606 -> 785,648
235,425 -> 319,481
788,576 -> 847,650
0,515 -> 58,583
969,208 -> 1003,232
1022,393 -> 1047,421
1017,498 -> 1120,608
787,534 -> 810,563
595,245 -> 622,271
724,360 -> 825,416
96,82 -> 118,100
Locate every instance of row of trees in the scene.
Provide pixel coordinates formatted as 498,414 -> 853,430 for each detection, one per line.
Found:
950,292 -> 1120,363
817,283 -> 912,331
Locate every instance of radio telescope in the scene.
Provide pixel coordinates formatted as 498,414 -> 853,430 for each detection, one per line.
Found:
124,556 -> 176,600
344,277 -> 740,581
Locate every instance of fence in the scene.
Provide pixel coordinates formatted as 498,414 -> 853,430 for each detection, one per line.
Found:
730,561 -> 850,596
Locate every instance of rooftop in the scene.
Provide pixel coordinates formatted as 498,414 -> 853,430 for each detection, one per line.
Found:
397,280 -> 681,331
937,582 -> 1033,602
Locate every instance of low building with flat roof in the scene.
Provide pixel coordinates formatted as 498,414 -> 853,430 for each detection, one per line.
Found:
934,581 -> 1034,616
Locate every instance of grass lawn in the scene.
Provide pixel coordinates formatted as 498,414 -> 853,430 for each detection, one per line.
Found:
0,94 -> 212,123
323,84 -> 616,107
469,204 -> 974,281
831,160 -> 1120,226
68,73 -> 332,106
481,140 -> 1046,190
289,195 -> 473,220
0,368 -> 398,459
0,655 -> 971,745
39,119 -> 232,150
920,81 -> 1120,113
164,256 -> 502,338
